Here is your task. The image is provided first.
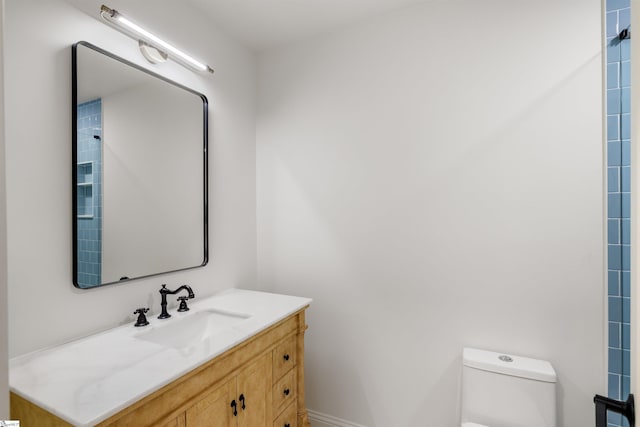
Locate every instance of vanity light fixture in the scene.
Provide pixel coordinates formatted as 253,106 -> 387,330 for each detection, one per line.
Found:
99,4 -> 214,74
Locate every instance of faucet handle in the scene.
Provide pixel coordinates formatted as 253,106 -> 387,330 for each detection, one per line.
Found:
177,296 -> 190,312
133,308 -> 150,327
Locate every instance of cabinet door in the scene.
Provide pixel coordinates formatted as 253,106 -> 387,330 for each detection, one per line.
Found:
159,414 -> 186,427
237,353 -> 273,427
186,378 -> 236,427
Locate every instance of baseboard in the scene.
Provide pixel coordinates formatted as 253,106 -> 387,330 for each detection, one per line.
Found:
307,409 -> 368,427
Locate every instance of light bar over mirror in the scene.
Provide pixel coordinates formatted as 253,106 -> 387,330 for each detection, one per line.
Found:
99,4 -> 214,74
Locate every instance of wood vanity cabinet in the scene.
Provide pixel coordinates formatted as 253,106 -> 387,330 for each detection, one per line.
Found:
10,309 -> 310,427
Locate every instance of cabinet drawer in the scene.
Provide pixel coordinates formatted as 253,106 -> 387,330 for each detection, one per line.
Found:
273,335 -> 297,380
273,402 -> 297,427
273,369 -> 297,414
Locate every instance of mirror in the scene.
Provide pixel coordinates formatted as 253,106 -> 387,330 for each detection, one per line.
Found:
72,41 -> 208,289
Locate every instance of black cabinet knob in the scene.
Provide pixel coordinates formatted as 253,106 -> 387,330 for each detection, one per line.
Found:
283,388 -> 290,396
283,354 -> 290,361
230,400 -> 237,416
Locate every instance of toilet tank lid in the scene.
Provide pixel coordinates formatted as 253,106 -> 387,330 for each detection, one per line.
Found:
463,348 -> 557,383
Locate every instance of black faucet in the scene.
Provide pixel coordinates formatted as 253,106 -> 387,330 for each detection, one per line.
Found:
158,284 -> 195,319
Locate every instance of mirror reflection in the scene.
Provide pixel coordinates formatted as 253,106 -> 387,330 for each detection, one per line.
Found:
73,41 -> 208,289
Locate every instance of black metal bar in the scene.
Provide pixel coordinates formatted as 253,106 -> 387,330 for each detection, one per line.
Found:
594,394 -> 635,427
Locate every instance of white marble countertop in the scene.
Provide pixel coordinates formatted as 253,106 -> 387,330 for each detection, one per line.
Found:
10,289 -> 312,427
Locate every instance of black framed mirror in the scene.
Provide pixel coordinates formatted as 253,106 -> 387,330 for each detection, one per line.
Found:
72,41 -> 208,289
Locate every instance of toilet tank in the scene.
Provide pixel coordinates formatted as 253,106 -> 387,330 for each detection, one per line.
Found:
461,348 -> 557,427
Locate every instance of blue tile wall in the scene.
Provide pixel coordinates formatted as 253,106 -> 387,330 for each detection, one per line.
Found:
76,98 -> 102,287
606,1 -> 631,426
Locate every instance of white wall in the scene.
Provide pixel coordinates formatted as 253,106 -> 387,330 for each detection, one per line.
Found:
5,0 -> 257,356
0,0 -> 8,417
257,1 -> 604,426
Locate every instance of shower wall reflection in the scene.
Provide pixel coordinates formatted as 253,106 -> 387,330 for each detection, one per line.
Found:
605,1 -> 631,424
76,98 -> 103,287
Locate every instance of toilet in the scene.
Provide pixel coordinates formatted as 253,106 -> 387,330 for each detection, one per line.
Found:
461,347 -> 557,427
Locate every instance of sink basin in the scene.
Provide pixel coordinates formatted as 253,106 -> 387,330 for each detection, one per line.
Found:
135,309 -> 250,350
